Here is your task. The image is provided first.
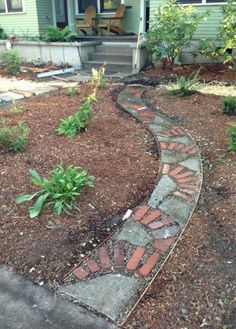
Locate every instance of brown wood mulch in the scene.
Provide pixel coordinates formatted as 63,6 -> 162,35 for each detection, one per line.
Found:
0,84 -> 159,284
124,76 -> 236,329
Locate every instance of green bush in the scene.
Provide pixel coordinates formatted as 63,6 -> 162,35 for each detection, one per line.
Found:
223,96 -> 236,115
1,49 -> 22,75
42,25 -> 77,42
169,71 -> 200,96
0,120 -> 28,153
57,98 -> 93,137
0,26 -> 8,39
146,0 -> 207,65
16,164 -> 95,218
227,123 -> 236,152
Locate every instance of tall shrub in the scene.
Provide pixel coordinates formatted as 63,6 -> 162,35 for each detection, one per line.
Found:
146,0 -> 207,65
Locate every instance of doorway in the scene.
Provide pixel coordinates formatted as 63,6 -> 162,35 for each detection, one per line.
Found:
55,0 -> 68,28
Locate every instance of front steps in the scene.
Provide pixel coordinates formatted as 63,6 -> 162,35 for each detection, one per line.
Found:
83,44 -> 133,74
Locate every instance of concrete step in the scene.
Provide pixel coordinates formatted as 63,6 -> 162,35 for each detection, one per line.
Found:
88,52 -> 132,63
95,45 -> 132,55
83,60 -> 132,73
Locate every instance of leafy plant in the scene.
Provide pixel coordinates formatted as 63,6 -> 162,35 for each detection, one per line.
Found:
0,26 -> 8,39
1,49 -> 22,75
0,120 -> 28,153
146,0 -> 208,65
193,38 -> 220,63
86,89 -> 97,105
227,123 -> 236,152
169,71 -> 200,96
16,164 -> 95,218
65,86 -> 79,97
91,66 -> 106,88
10,100 -> 27,114
223,96 -> 236,115
42,25 -> 77,42
57,98 -> 93,137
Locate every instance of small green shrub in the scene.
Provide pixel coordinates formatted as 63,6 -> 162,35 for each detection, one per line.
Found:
91,66 -> 106,88
0,120 -> 28,153
0,26 -> 8,39
16,164 -> 95,218
86,90 -> 97,105
65,86 -> 79,97
42,25 -> 77,42
223,96 -> 236,115
169,71 -> 200,96
57,99 -> 93,137
1,49 -> 22,75
227,123 -> 236,152
10,100 -> 27,114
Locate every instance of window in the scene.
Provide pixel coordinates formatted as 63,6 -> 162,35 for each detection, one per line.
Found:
0,0 -> 23,13
77,0 -> 121,13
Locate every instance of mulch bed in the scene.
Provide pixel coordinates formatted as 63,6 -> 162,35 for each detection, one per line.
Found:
0,84 -> 159,284
124,68 -> 236,328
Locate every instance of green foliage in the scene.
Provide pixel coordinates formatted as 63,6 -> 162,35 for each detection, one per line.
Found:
91,66 -> 106,88
169,71 -> 200,96
0,26 -> 8,39
195,0 -> 236,67
0,120 -> 28,153
65,86 -> 79,97
1,49 -> 22,75
146,0 -> 207,65
10,100 -> 27,114
16,164 -> 95,218
57,95 -> 94,137
223,96 -> 236,115
42,25 -> 77,42
227,123 -> 236,152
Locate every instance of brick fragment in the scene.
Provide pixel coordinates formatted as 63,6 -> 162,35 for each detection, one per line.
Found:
114,244 -> 125,269
176,127 -> 184,135
181,188 -> 195,195
174,191 -> 194,202
175,171 -> 194,179
86,259 -> 100,273
152,237 -> 176,252
176,144 -> 186,151
99,247 -> 112,269
188,148 -> 197,155
139,252 -> 160,276
148,220 -> 166,230
127,247 -> 145,271
160,142 -> 167,149
141,210 -> 161,225
180,145 -> 195,153
73,266 -> 90,280
133,205 -> 150,221
168,142 -> 177,150
178,183 -> 198,189
162,163 -> 170,174
177,176 -> 198,183
170,166 -> 184,177
170,128 -> 179,136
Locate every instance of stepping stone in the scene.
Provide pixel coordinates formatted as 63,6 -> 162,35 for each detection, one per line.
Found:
148,176 -> 177,208
180,157 -> 201,172
0,92 -> 24,102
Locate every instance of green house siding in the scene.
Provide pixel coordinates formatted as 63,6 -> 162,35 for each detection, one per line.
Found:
0,0 -> 39,37
149,1 -> 231,39
122,0 -> 141,33
36,0 -> 54,36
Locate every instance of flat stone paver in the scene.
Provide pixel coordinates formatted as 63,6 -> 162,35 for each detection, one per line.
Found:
0,91 -> 24,102
148,175 -> 177,208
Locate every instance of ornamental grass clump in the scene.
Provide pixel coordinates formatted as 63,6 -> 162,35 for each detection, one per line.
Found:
227,123 -> 236,152
0,120 -> 28,153
16,164 -> 95,218
223,96 -> 236,115
169,71 -> 200,96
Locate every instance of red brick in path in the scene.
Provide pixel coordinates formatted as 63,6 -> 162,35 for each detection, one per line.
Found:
162,163 -> 170,174
86,259 -> 100,273
133,205 -> 150,221
114,244 -> 125,269
99,247 -> 112,270
127,247 -> 146,271
152,238 -> 176,253
73,267 -> 90,280
139,252 -> 160,276
141,209 -> 161,225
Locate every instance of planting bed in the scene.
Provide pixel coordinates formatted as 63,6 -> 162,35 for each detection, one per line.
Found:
0,84 -> 159,284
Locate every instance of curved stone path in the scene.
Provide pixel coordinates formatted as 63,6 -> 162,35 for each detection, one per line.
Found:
59,85 -> 203,326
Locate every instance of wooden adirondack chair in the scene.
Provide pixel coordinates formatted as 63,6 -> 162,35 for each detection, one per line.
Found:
97,4 -> 127,36
76,6 -> 97,35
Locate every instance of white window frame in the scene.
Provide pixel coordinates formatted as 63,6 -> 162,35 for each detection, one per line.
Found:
0,0 -> 25,15
179,0 -> 235,6
75,0 -> 125,15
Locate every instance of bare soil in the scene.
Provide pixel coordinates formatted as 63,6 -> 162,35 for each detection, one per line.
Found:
124,73 -> 236,328
0,84 -> 159,284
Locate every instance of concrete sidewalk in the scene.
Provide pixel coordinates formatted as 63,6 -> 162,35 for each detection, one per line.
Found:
0,267 -> 118,329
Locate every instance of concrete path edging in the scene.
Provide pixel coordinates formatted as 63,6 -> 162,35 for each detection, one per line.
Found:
59,85 -> 203,326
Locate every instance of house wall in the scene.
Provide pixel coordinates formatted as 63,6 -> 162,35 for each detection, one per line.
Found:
122,0 -> 141,33
0,0 -> 39,37
149,1 -> 232,39
36,0 -> 54,36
